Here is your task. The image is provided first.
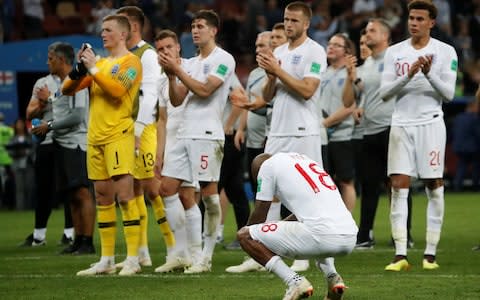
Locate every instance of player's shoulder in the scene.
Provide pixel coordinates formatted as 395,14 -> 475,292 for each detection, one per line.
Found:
248,67 -> 266,80
387,39 -> 410,52
213,46 -> 235,65
305,38 -> 325,51
430,37 -> 457,54
273,43 -> 288,56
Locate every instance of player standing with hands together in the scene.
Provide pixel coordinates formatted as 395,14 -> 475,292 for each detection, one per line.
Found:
379,0 -> 458,271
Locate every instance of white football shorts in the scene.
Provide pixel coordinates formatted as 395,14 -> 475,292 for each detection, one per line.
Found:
162,138 -> 224,183
249,221 -> 355,259
387,120 -> 446,179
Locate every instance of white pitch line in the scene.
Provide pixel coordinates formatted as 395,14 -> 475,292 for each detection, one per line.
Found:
0,273 -> 478,279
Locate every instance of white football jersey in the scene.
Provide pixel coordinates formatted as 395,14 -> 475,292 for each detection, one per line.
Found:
177,46 -> 236,140
157,59 -> 189,147
380,37 -> 458,126
136,41 -> 161,125
256,152 -> 358,234
269,38 -> 326,137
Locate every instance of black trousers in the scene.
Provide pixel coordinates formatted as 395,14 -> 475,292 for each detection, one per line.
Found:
34,143 -> 72,230
218,133 -> 250,230
357,128 -> 412,241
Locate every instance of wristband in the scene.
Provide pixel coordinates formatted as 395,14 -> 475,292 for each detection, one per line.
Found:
88,67 -> 99,75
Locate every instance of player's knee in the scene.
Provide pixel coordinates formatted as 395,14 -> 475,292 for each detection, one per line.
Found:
390,174 -> 410,189
237,226 -> 251,243
425,178 -> 443,190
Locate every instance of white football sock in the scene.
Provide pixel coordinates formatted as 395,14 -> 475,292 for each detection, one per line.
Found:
64,227 -> 74,239
202,194 -> 221,262
33,228 -> 46,241
390,188 -> 409,256
164,194 -> 189,258
425,186 -> 444,256
265,255 -> 298,286
184,205 -> 202,263
316,257 -> 337,277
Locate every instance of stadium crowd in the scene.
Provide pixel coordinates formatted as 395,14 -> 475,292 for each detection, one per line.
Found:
0,0 -> 479,299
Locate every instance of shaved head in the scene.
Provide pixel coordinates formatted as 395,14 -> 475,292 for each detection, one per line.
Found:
251,153 -> 272,182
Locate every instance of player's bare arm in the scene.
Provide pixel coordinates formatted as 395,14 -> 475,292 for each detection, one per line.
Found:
323,103 -> 356,128
246,200 -> 272,225
342,54 -> 359,108
234,110 -> 247,150
178,69 -> 223,99
154,107 -> 167,178
26,85 -> 50,120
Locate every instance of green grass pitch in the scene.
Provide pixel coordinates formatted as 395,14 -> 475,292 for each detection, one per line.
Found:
0,192 -> 479,299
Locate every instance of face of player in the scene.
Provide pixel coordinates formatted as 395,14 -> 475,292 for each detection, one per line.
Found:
47,50 -> 62,75
408,9 -> 434,39
359,35 -> 372,61
326,35 -> 347,62
155,36 -> 180,58
191,18 -> 216,47
283,9 -> 309,42
270,29 -> 288,50
101,19 -> 123,50
365,21 -> 384,49
255,35 -> 271,55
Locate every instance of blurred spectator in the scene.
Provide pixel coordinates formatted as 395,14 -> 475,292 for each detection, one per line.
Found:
86,0 -> 116,35
377,0 -> 404,41
453,17 -> 474,65
0,113 -> 14,208
179,22 -> 196,58
6,118 -> 34,209
1,0 -> 16,42
469,2 -> 480,59
353,0 -> 377,14
452,98 -> 480,191
264,0 -> 283,29
310,1 -> 339,48
432,0 -> 452,36
23,0 -> 45,39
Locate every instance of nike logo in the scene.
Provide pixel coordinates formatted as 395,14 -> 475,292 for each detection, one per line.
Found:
395,57 -> 406,61
113,166 -> 120,170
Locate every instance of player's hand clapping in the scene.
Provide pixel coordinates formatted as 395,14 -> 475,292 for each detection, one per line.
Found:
79,47 -> 96,70
158,49 -> 179,76
257,50 -> 280,79
345,54 -> 358,82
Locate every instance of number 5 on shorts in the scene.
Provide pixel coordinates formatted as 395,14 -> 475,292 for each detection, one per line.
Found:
200,155 -> 209,170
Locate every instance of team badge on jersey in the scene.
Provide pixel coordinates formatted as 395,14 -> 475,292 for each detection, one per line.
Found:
216,64 -> 228,76
126,68 -> 137,80
310,62 -> 321,74
450,59 -> 458,71
338,78 -> 345,86
111,64 -> 120,75
379,63 -> 384,72
292,55 -> 302,65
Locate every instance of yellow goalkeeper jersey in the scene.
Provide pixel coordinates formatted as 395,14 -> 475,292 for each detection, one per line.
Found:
64,52 -> 142,145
